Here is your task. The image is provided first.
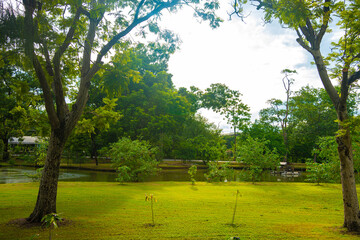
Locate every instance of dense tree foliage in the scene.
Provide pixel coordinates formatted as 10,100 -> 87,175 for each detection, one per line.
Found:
242,120 -> 285,156
255,86 -> 359,163
0,66 -> 47,161
288,87 -> 339,162
63,43 -> 226,162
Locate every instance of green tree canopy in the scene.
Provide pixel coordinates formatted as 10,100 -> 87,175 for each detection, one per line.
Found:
0,66 -> 45,161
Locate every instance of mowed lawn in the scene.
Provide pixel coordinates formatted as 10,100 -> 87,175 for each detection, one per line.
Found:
0,182 -> 358,239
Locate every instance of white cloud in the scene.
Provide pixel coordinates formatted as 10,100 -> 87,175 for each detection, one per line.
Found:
157,0 -> 330,131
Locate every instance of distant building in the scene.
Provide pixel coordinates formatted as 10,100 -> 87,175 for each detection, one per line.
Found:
9,136 -> 44,146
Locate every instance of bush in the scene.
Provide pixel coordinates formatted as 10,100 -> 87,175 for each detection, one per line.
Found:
188,165 -> 197,185
196,140 -> 228,164
237,137 -> 280,183
305,159 -> 338,184
204,161 -> 234,182
109,137 -> 159,182
307,136 -> 341,184
24,167 -> 43,182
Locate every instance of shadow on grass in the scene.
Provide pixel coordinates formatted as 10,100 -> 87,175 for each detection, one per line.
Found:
143,223 -> 163,228
225,223 -> 245,228
7,218 -> 73,229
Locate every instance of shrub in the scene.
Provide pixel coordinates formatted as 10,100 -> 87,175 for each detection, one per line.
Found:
24,167 -> 43,182
204,161 -> 234,182
305,159 -> 338,184
188,165 -> 197,185
237,137 -> 280,183
307,136 -> 341,184
109,137 -> 159,182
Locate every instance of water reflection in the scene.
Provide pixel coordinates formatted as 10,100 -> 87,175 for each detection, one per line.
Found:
0,166 -> 306,184
0,167 -> 92,184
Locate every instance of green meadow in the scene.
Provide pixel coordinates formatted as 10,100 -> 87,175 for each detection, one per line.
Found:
0,182 -> 359,239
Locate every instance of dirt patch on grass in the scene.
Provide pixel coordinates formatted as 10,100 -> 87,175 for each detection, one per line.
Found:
7,218 -> 72,229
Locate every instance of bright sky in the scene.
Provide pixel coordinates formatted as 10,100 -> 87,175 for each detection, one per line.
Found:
155,0 -> 339,133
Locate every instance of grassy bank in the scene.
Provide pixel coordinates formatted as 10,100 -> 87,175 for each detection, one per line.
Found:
0,182 -> 357,239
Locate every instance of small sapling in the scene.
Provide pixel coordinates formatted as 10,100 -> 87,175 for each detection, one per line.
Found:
145,194 -> 157,226
41,213 -> 63,240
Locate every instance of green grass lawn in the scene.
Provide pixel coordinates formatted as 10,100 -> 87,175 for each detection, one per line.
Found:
0,182 -> 358,239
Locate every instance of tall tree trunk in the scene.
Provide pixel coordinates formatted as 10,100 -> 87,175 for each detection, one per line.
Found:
26,129 -> 66,222
282,131 -> 288,163
233,127 -> 237,161
337,110 -> 360,231
90,132 -> 98,166
309,48 -> 360,231
2,136 -> 9,161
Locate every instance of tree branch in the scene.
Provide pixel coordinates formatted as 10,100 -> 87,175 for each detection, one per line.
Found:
23,0 -> 59,128
299,25 -> 313,45
87,0 -> 180,79
305,18 -> 315,45
339,69 -> 350,111
134,0 -> 146,20
312,50 -> 340,106
250,0 -> 272,10
350,53 -> 360,63
32,55 -> 60,129
68,0 -> 180,131
296,29 -> 313,54
23,0 -> 35,58
41,39 -> 54,76
79,7 -> 91,19
315,0 -> 330,49
81,17 -> 98,77
51,6 -> 82,122
53,7 -> 81,65
348,70 -> 360,85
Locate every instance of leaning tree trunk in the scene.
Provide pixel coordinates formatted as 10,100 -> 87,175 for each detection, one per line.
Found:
27,129 -> 66,223
336,110 -> 360,231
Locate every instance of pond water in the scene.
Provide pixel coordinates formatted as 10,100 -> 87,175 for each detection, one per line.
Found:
0,166 -> 306,184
